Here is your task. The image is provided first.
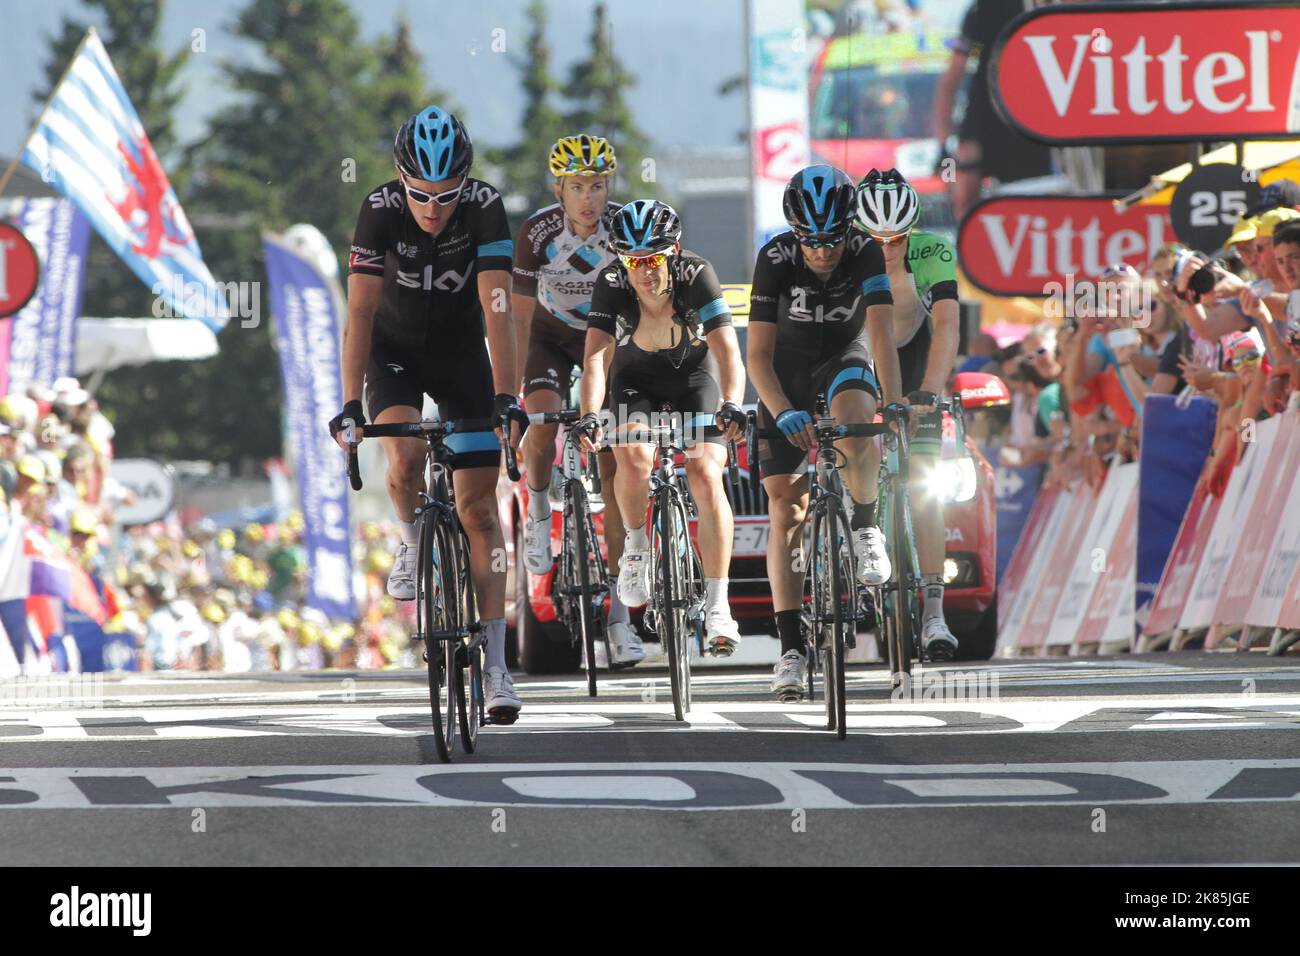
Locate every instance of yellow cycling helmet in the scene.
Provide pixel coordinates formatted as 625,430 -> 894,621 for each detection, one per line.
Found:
549,134 -> 617,178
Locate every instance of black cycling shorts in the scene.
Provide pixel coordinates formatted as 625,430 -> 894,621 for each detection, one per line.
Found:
607,344 -> 723,447
756,341 -> 881,478
522,311 -> 586,399
897,321 -> 942,457
364,332 -> 500,470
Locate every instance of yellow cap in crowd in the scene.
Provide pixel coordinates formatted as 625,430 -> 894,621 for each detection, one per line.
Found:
15,455 -> 45,483
1226,216 -> 1259,246
1256,207 -> 1300,237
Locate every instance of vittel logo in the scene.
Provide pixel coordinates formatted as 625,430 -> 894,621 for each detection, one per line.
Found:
1022,30 -> 1276,118
995,6 -> 1300,141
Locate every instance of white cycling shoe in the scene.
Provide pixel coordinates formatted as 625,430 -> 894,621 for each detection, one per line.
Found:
704,607 -> 741,657
607,621 -> 645,668
617,548 -> 652,608
771,650 -> 807,700
922,617 -> 959,662
522,512 -> 554,574
387,542 -> 417,601
483,667 -> 522,722
854,526 -> 892,587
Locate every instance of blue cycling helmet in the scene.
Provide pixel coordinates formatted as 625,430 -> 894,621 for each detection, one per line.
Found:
394,106 -> 474,181
782,164 -> 855,241
610,199 -> 682,256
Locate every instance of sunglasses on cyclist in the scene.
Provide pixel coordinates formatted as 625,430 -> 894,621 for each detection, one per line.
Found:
799,235 -> 845,250
619,252 -> 670,271
400,172 -> 465,206
870,231 -> 910,246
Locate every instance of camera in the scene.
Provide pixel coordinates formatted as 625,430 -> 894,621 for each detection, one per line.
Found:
1171,249 -> 1217,299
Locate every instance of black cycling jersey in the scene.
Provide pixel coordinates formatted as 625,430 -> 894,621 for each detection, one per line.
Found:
587,250 -> 733,365
748,230 -> 893,360
348,177 -> 513,349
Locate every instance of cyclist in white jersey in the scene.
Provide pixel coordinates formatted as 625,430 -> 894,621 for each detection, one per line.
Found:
512,135 -> 643,666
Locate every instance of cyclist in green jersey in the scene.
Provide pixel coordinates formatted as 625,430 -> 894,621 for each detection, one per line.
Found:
854,169 -> 961,660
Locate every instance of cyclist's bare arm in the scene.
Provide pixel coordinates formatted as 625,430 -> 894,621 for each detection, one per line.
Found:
921,298 -> 960,399
338,273 -> 382,450
512,292 -> 536,391
705,324 -> 745,406
745,321 -> 796,420
866,304 -> 902,405
479,269 -> 517,396
580,328 -> 616,441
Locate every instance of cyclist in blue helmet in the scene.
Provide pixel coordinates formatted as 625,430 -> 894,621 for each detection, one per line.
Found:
332,105 -> 525,721
750,164 -> 903,699
575,199 -> 749,657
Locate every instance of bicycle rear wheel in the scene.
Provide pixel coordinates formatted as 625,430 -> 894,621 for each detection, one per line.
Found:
658,491 -> 691,721
568,480 -> 600,698
889,479 -> 917,683
418,508 -> 454,762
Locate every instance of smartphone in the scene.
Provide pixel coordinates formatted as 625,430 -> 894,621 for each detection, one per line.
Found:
1107,327 -> 1140,350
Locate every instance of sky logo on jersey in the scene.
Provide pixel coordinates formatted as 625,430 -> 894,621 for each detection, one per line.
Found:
789,292 -> 860,324
369,186 -> 404,210
460,181 -> 500,207
394,264 -> 472,292
766,241 -> 799,265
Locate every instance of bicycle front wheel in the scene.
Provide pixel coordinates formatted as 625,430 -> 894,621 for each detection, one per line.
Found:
418,508 -> 455,762
568,480 -> 600,698
452,525 -> 481,753
658,492 -> 691,721
811,499 -> 849,737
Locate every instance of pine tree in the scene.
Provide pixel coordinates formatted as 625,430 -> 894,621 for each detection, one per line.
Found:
497,0 -> 568,215
560,2 -> 656,198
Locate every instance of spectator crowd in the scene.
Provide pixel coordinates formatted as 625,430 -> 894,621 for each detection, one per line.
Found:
963,179 -> 1300,499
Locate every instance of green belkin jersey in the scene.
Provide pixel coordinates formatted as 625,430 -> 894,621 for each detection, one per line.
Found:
892,230 -> 960,348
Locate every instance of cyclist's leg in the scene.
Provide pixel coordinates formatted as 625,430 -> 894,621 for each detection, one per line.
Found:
365,340 -> 428,600
824,349 -> 889,585
520,313 -> 578,511
432,342 -> 520,708
756,399 -> 811,659
679,361 -> 738,651
607,376 -> 655,608
898,323 -> 956,656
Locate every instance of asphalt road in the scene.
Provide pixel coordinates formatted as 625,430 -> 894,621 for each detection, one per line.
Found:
1,651 -> 1298,865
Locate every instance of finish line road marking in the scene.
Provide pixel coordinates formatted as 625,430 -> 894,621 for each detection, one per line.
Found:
0,759 -> 1297,809
0,696 -> 1297,740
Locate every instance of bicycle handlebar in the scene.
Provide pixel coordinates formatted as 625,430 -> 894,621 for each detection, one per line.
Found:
342,417 -> 522,489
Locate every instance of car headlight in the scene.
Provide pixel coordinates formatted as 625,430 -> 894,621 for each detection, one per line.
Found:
925,456 -> 977,503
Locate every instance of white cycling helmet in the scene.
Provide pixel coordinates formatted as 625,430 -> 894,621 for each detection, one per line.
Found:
855,168 -> 920,237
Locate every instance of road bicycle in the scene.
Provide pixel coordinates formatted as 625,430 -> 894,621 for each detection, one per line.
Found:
344,416 -> 521,762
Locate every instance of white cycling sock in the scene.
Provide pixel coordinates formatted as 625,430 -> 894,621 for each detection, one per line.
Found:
922,574 -> 945,622
705,577 -> 729,612
527,483 -> 550,520
608,588 -> 631,625
626,524 -> 648,553
483,618 -> 508,672
400,521 -> 419,547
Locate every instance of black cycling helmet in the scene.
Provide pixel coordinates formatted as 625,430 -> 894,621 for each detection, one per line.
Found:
394,106 -> 474,181
782,164 -> 855,241
610,199 -> 682,256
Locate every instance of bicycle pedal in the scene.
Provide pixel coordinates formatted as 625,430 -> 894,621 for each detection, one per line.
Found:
777,691 -> 803,704
487,708 -> 520,726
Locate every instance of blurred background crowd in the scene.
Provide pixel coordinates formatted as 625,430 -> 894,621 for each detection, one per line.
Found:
963,179 -> 1300,499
